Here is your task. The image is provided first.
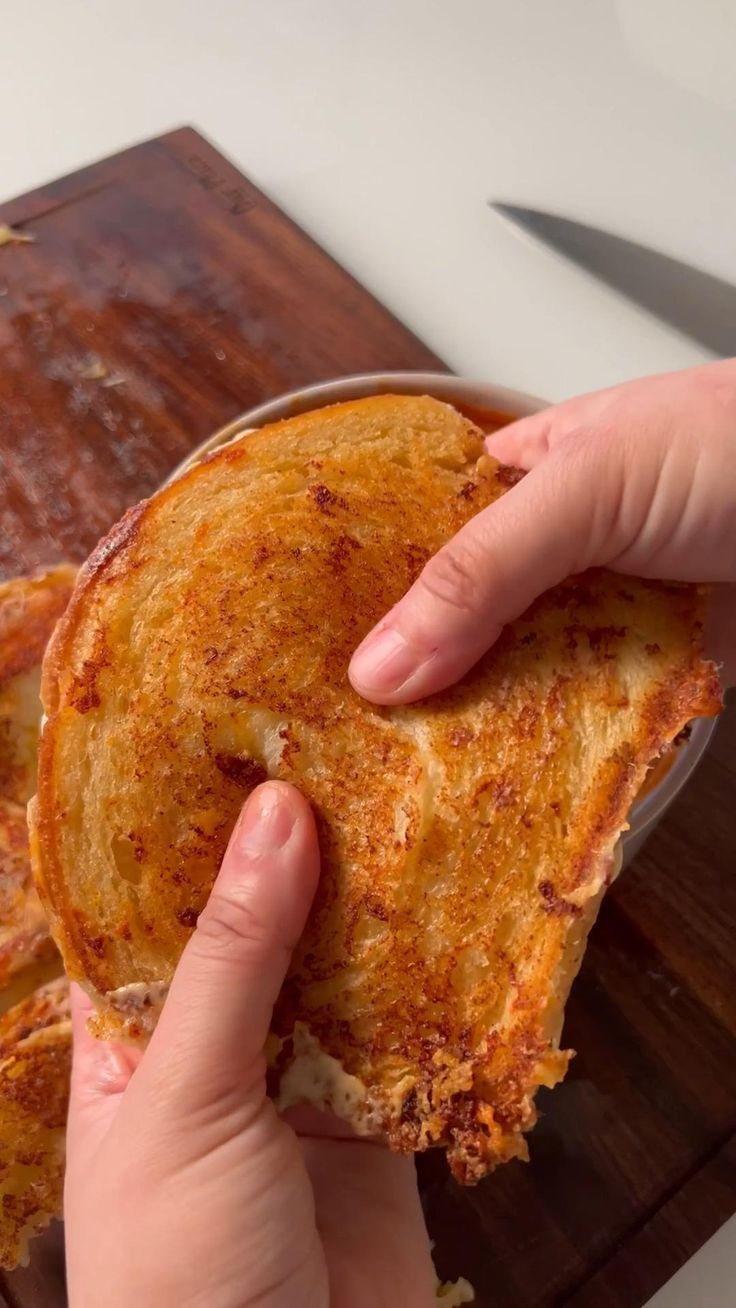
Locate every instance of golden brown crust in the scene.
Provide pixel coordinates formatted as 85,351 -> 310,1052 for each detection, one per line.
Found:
0,974 -> 70,1053
32,395 -> 721,1180
0,797 -> 58,995
0,567 -> 74,1267
0,565 -> 76,805
0,566 -> 70,1017
0,977 -> 70,1269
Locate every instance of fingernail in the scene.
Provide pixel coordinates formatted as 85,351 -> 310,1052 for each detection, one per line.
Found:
236,785 -> 294,853
350,624 -> 426,694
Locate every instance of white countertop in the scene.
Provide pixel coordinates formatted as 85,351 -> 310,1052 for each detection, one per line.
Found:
5,0 -> 736,404
2,2 -> 734,1301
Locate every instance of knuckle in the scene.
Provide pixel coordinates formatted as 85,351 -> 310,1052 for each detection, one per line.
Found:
418,542 -> 484,614
191,883 -> 271,963
550,429 -> 630,550
711,376 -> 736,420
528,413 -> 556,453
555,422 -> 602,456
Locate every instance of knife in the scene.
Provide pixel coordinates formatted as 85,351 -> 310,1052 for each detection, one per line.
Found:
490,203 -> 736,357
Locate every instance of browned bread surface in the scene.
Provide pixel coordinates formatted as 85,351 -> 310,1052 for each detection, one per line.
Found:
0,977 -> 70,1269
32,395 -> 720,1181
0,566 -> 74,1268
0,567 -> 72,1020
0,797 -> 58,1002
0,567 -> 77,807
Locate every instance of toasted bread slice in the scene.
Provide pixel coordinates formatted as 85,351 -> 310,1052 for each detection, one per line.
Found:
31,396 -> 720,1181
0,567 -> 71,1015
0,568 -> 73,1268
0,977 -> 70,1268
0,566 -> 77,806
0,797 -> 59,1008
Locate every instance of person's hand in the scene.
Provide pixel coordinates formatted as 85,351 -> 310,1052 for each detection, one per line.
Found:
65,780 -> 436,1308
349,359 -> 736,701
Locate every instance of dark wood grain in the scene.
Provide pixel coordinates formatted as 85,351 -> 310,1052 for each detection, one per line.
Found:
565,1136 -> 736,1307
0,125 -> 442,580
0,1227 -> 65,1308
0,128 -> 733,1308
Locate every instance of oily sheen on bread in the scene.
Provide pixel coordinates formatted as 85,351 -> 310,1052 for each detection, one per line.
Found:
0,567 -> 72,1014
0,565 -> 74,1266
31,395 -> 720,1181
0,796 -> 58,1002
0,978 -> 70,1269
0,565 -> 76,806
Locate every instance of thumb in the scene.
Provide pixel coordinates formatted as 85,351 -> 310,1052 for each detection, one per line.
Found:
348,432 -> 641,703
133,780 -> 319,1119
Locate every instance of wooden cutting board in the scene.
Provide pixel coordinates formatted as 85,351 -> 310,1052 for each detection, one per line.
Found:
0,127 -> 733,1308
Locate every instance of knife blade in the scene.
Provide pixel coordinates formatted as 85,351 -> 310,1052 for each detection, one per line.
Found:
490,203 -> 736,357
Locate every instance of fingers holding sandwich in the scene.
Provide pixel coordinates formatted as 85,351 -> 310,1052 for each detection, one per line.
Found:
129,781 -> 319,1123
349,361 -> 736,703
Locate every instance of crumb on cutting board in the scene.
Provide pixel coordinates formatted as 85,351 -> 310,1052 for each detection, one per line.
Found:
0,225 -> 35,247
436,1276 -> 475,1304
